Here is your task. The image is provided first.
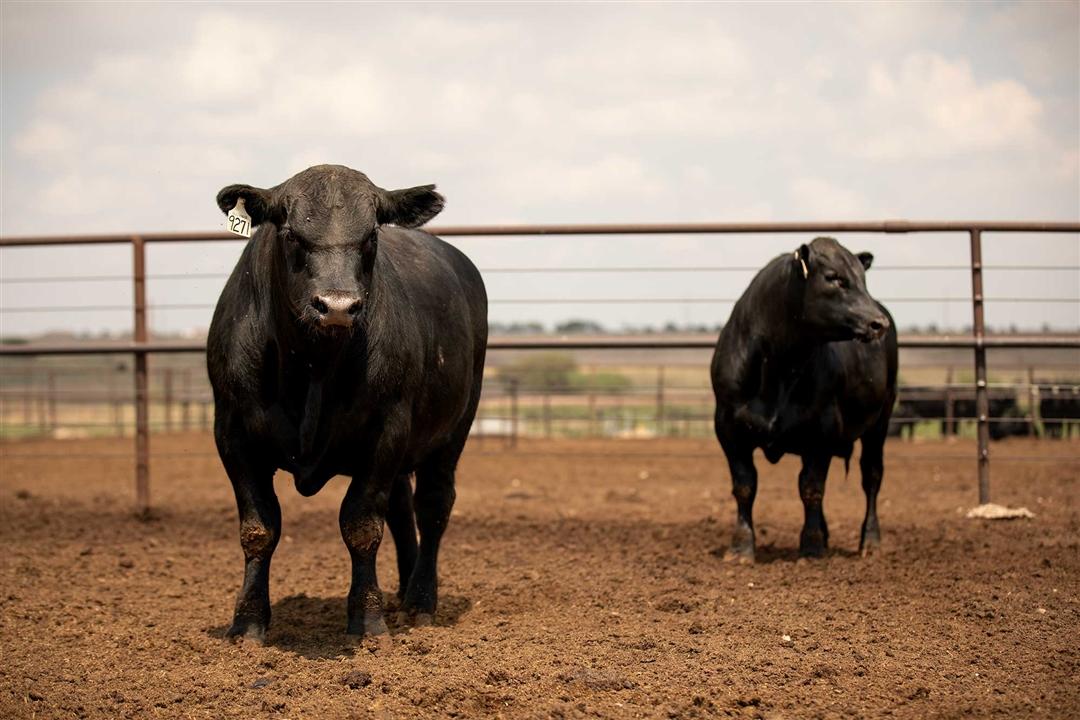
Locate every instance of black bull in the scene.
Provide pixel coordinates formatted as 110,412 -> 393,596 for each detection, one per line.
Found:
711,237 -> 898,561
208,165 -> 487,642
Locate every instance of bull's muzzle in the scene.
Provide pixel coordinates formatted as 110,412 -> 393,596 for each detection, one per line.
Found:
855,314 -> 890,342
311,292 -> 362,328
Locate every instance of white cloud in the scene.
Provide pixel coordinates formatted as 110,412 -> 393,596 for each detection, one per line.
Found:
13,120 -> 76,156
178,12 -> 282,102
854,52 -> 1043,160
496,154 -> 663,207
790,177 -> 864,218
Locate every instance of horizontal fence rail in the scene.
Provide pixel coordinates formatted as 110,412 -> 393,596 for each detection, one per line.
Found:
2,334 -> 1079,356
2,220 -> 1078,515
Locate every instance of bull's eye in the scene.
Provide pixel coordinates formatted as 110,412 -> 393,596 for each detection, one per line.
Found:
824,272 -> 848,289
280,229 -> 308,271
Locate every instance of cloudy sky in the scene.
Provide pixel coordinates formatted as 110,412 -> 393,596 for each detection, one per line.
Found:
1,1 -> 1077,336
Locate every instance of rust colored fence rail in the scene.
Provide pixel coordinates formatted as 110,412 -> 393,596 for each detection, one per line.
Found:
2,221 -> 1079,515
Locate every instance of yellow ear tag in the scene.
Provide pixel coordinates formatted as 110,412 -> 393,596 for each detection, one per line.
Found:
226,198 -> 253,238
793,250 -> 808,279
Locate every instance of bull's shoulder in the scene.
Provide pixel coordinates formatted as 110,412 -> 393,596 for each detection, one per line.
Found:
711,325 -> 764,399
376,228 -> 487,327
379,227 -> 476,272
207,251 -> 271,401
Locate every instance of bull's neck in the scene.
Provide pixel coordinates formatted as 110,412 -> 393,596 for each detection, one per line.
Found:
748,260 -> 816,364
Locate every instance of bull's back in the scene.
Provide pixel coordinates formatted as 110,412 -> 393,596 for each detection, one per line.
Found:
378,228 -> 487,343
375,228 -> 487,451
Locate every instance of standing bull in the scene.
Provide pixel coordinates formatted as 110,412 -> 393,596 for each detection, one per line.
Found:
207,165 -> 487,642
711,237 -> 897,560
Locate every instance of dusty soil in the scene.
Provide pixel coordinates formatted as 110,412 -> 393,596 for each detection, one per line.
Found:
1,435 -> 1077,719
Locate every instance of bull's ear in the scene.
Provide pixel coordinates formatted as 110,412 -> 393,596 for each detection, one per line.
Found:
377,184 -> 445,228
857,251 -> 874,270
794,243 -> 811,279
216,184 -> 275,226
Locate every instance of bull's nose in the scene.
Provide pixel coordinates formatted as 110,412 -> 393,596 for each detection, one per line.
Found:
867,315 -> 890,338
311,293 -> 362,327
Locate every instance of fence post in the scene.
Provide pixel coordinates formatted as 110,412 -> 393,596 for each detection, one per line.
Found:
969,229 -> 990,505
163,368 -> 174,433
37,384 -> 46,434
1028,367 -> 1039,437
944,367 -> 954,438
111,368 -> 123,437
543,385 -> 552,439
22,367 -> 32,428
181,368 -> 191,432
133,235 -> 151,516
656,365 -> 665,437
588,392 -> 597,438
509,379 -> 519,448
46,371 -> 57,433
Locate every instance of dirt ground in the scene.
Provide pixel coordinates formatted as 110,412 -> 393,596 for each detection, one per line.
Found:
1,435 -> 1077,719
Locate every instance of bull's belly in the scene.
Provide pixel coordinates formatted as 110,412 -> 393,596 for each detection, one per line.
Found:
275,415 -> 467,497
726,406 -> 866,462
760,433 -> 856,464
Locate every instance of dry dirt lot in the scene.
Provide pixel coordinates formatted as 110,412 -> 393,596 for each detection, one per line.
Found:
1,435 -> 1077,719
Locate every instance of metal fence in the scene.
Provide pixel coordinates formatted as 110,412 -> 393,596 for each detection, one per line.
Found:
1,221 -> 1078,515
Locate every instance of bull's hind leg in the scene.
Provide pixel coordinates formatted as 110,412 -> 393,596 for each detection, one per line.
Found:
859,422 -> 888,556
219,437 -> 280,645
386,473 -> 418,600
798,454 -> 831,558
401,444 -> 460,623
722,446 -> 758,561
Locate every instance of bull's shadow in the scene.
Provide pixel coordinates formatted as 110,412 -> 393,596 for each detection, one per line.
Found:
205,592 -> 472,659
713,543 -> 860,564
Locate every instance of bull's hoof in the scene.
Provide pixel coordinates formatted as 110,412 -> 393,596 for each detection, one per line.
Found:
401,588 -> 437,618
725,524 -> 756,562
225,619 -> 267,646
859,528 -> 881,557
799,536 -> 827,558
723,547 -> 755,564
347,610 -> 389,638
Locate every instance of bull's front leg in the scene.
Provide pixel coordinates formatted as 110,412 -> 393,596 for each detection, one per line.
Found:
798,454 -> 831,557
340,418 -> 408,637
340,478 -> 393,637
723,447 -> 758,561
219,438 -> 280,645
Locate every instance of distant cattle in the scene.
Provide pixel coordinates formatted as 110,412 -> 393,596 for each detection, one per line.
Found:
208,165 -> 487,642
711,237 -> 897,560
894,388 -> 1031,440
1040,384 -> 1080,438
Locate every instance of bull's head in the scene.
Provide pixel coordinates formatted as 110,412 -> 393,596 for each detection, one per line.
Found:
793,236 -> 890,343
216,164 -> 443,335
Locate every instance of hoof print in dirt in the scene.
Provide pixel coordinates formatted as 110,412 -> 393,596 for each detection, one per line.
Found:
341,671 -> 373,690
558,668 -> 637,692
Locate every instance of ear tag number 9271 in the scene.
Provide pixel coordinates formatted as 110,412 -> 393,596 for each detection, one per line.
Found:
226,198 -> 253,238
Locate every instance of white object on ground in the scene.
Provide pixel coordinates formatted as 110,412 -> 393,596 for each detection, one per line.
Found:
965,503 -> 1035,520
